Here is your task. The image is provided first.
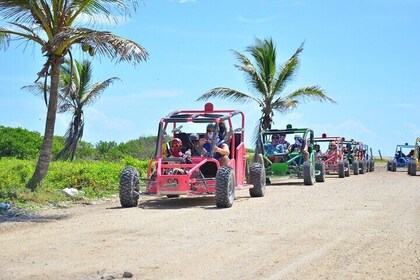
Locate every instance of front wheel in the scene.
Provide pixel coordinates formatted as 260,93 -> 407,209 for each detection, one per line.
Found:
345,160 -> 350,177
409,161 -> 417,176
119,167 -> 140,208
249,163 -> 266,197
338,161 -> 345,178
215,166 -> 235,208
315,160 -> 325,182
391,161 -> 397,172
303,161 -> 314,185
353,160 -> 359,175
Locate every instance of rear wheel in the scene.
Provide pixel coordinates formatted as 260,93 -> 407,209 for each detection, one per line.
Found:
119,167 -> 140,208
315,160 -> 325,182
409,161 -> 417,176
369,160 -> 375,172
338,161 -> 345,178
249,163 -> 266,197
353,160 -> 359,175
359,160 -> 365,174
215,166 -> 235,208
303,161 -> 314,185
344,160 -> 350,177
366,160 -> 370,173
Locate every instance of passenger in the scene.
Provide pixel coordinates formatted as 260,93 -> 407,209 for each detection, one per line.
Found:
277,133 -> 290,153
203,123 -> 230,166
287,136 -> 309,161
324,141 -> 339,159
189,133 -> 208,157
218,121 -> 227,141
213,137 -> 230,166
204,123 -> 219,151
408,149 -> 414,158
314,144 -> 323,159
265,134 -> 279,155
169,138 -> 184,157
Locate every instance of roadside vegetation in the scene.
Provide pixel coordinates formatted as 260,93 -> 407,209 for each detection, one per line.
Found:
0,126 -> 151,210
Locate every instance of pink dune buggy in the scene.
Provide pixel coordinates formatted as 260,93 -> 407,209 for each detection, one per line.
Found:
119,103 -> 266,208
314,134 -> 350,178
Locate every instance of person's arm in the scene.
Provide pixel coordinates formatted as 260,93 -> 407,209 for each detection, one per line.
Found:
214,143 -> 230,156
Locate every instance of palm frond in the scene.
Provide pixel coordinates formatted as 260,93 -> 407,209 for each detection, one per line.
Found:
196,87 -> 262,106
0,1 -> 32,22
58,28 -> 148,64
21,82 -> 48,97
283,86 -> 336,104
272,42 -> 304,96
81,77 -> 121,107
248,38 -> 276,94
232,49 -> 269,97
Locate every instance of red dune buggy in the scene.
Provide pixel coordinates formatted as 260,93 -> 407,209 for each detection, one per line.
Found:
119,103 -> 266,208
314,134 -> 350,178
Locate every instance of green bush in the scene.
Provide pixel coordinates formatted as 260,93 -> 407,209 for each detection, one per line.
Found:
0,157 -> 149,206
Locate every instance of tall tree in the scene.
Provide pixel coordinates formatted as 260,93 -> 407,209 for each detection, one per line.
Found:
24,59 -> 120,161
197,38 -> 335,131
0,0 -> 148,190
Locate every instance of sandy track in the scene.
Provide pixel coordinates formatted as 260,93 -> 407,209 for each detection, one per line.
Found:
0,163 -> 419,280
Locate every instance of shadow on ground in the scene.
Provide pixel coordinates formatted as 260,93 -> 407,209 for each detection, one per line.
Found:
0,209 -> 71,224
108,194 -> 251,210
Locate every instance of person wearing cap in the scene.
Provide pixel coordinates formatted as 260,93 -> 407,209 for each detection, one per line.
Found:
189,133 -> 208,157
169,138 -> 184,157
287,135 -> 309,161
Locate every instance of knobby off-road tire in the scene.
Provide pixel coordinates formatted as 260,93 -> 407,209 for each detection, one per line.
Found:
345,160 -> 350,177
303,161 -> 314,186
338,161 -> 345,178
391,161 -> 397,172
215,166 -> 235,208
369,160 -> 375,172
353,160 -> 359,175
409,161 -> 417,176
119,167 -> 140,208
315,160 -> 325,182
366,160 -> 371,173
359,160 -> 366,174
249,162 -> 266,197
387,160 -> 392,171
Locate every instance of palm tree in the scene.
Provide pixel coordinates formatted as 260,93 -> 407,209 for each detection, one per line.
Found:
0,1 -> 148,190
197,38 -> 335,131
24,59 -> 120,161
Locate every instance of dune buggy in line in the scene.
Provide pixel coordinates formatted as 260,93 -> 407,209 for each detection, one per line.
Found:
313,134 -> 350,178
255,124 -> 325,185
119,103 -> 266,208
387,143 -> 415,172
342,139 -> 374,174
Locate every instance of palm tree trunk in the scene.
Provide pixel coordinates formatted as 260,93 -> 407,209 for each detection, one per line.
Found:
261,113 -> 272,130
26,56 -> 61,191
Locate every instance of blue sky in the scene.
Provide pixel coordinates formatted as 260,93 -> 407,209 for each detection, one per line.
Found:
1,0 -> 419,157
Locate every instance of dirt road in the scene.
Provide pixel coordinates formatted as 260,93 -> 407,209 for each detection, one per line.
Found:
1,163 -> 419,280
